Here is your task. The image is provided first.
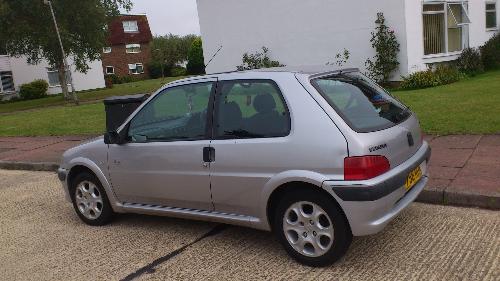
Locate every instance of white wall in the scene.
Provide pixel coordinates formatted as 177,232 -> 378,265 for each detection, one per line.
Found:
9,57 -> 105,95
197,0 -> 408,79
405,0 -> 500,74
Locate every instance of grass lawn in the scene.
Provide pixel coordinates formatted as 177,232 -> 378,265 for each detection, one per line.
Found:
0,76 -> 185,114
0,70 -> 499,136
393,69 -> 500,135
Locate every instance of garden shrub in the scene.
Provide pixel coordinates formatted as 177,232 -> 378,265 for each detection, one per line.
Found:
480,33 -> 500,70
187,38 -> 206,75
326,49 -> 350,67
120,75 -> 134,84
19,79 -> 48,100
236,46 -> 285,71
148,61 -> 172,79
400,65 -> 462,90
433,65 -> 463,84
105,74 -> 121,84
104,76 -> 113,88
104,74 -> 144,85
365,12 -> 400,85
400,70 -> 437,90
171,66 -> 187,77
456,47 -> 484,76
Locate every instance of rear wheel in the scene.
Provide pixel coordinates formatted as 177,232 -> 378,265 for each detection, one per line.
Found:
273,189 -> 352,267
70,172 -> 114,226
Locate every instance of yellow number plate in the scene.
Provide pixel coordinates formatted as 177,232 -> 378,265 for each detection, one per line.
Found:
405,166 -> 422,191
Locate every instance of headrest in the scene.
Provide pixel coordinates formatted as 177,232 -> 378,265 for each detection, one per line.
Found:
253,94 -> 276,113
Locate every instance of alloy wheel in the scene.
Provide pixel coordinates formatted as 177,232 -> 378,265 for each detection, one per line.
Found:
75,180 -> 104,220
282,201 -> 335,257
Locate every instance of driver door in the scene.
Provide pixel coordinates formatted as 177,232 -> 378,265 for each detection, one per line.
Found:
107,79 -> 216,211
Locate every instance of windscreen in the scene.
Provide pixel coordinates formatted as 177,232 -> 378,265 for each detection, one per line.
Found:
312,72 -> 411,132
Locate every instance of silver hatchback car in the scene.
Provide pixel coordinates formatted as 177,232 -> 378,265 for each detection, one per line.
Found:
59,66 -> 430,266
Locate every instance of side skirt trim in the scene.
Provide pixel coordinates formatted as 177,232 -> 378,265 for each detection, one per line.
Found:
118,202 -> 262,227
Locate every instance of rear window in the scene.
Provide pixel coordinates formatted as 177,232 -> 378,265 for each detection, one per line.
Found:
311,72 -> 410,132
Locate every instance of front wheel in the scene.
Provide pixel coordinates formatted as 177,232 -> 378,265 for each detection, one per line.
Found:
273,189 -> 352,267
70,172 -> 114,226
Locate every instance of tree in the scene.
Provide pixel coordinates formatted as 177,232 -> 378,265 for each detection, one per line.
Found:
186,38 -> 206,75
0,0 -> 132,103
151,34 -> 198,78
236,46 -> 284,71
365,13 -> 400,85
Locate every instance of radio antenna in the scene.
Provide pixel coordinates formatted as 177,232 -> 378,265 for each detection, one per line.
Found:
205,45 -> 223,68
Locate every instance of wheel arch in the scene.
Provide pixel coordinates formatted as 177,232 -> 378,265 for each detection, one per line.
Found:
260,170 -> 347,232
66,157 -> 120,210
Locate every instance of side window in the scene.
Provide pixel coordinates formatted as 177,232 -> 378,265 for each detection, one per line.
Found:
128,82 -> 213,142
215,80 -> 290,139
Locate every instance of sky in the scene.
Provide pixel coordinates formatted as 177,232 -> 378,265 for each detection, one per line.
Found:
127,0 -> 200,36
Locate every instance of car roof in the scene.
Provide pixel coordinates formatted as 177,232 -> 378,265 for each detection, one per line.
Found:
166,65 -> 359,87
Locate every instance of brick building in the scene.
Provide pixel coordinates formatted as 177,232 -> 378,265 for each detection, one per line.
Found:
101,14 -> 153,78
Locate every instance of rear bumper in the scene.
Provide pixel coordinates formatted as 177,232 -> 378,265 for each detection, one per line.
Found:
323,142 -> 431,236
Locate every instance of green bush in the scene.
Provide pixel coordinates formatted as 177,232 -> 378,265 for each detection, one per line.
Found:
434,65 -> 464,84
120,75 -> 134,84
105,74 -> 121,84
365,12 -> 400,85
400,65 -> 462,90
171,66 -> 187,77
457,47 -> 484,76
186,38 -> 206,75
400,70 -> 437,90
104,76 -> 113,88
236,46 -> 284,71
147,61 -> 171,79
104,74 -> 144,85
480,33 -> 500,70
19,80 -> 48,100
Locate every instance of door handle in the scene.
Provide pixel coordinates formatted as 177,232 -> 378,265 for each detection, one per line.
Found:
203,147 -> 215,162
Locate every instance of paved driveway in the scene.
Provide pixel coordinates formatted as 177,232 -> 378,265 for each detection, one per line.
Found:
1,170 -> 499,281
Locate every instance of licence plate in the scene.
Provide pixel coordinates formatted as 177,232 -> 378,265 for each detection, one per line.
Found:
405,166 -> 423,191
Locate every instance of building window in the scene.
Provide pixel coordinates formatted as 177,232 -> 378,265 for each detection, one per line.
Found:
486,2 -> 497,29
128,63 -> 144,75
122,21 -> 138,33
103,47 -> 112,53
47,68 -> 70,87
125,44 -> 141,53
0,71 -> 14,93
422,1 -> 471,56
105,66 -> 114,75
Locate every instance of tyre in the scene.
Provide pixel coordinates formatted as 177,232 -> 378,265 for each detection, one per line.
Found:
70,171 -> 114,226
273,189 -> 352,267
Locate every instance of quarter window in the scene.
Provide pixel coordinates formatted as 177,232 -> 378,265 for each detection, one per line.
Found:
125,44 -> 141,54
215,80 -> 290,139
486,2 -> 497,29
422,1 -> 471,55
312,72 -> 411,133
122,21 -> 138,33
128,82 -> 213,142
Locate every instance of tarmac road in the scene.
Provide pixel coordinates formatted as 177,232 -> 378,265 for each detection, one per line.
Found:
0,170 -> 498,281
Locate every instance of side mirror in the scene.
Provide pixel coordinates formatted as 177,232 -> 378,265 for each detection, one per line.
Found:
104,130 -> 126,145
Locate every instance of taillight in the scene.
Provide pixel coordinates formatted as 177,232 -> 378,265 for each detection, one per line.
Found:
344,155 -> 390,180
